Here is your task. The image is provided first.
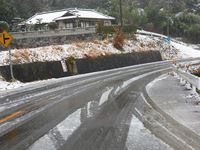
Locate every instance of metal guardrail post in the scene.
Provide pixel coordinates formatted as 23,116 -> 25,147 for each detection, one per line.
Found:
192,85 -> 196,93
198,78 -> 200,90
173,64 -> 200,91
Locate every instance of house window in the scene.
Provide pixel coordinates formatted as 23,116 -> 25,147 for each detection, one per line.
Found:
86,22 -> 89,27
104,21 -> 111,26
81,22 -> 85,28
89,21 -> 95,27
80,21 -> 89,28
81,21 -> 95,28
65,23 -> 73,29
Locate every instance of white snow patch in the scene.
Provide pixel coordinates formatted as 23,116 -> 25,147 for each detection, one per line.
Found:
0,80 -> 24,91
99,87 -> 113,106
29,109 -> 81,150
57,109 -> 81,141
171,41 -> 200,58
126,114 -> 172,150
137,30 -> 200,59
28,135 -> 56,150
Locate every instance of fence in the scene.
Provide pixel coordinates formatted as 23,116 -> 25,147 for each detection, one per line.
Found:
11,27 -> 96,39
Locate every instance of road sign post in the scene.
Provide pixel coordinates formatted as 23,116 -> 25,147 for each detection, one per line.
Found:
8,47 -> 14,80
0,31 -> 14,80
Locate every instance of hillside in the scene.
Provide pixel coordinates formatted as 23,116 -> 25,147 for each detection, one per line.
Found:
1,0 -> 199,20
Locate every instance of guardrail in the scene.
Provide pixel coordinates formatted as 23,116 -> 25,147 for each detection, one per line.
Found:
136,30 -> 183,45
173,65 -> 200,91
11,27 -> 96,39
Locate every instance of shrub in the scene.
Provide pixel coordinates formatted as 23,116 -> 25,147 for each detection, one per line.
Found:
185,24 -> 200,44
12,49 -> 30,64
122,25 -> 137,33
0,21 -> 9,32
97,26 -> 115,34
113,28 -> 126,50
97,24 -> 137,35
48,22 -> 58,30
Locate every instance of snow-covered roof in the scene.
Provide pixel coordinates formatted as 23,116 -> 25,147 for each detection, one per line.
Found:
25,10 -> 68,24
55,9 -> 115,21
24,8 -> 115,25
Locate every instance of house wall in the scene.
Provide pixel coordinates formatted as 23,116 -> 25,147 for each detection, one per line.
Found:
57,20 -> 76,29
104,20 -> 112,26
58,20 -> 65,29
57,19 -> 113,29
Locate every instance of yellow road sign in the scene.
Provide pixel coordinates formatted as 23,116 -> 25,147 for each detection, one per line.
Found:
0,31 -> 13,48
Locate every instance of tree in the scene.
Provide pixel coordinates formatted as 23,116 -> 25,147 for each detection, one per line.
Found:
145,0 -> 168,33
0,0 -> 16,24
171,12 -> 200,35
185,24 -> 200,43
48,22 -> 58,30
131,8 -> 148,28
0,21 -> 9,32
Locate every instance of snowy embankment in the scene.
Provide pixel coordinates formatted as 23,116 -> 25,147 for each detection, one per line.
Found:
137,30 -> 200,59
171,41 -> 200,58
0,30 -> 200,91
0,33 -> 178,66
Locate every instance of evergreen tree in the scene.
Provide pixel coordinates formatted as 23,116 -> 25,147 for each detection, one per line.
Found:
0,0 -> 16,23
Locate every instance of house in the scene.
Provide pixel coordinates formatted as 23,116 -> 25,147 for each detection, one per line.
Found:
21,8 -> 115,31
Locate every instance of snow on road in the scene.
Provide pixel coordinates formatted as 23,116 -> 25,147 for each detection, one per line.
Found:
0,78 -> 24,91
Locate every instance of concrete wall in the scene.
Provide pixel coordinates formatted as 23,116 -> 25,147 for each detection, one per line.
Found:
11,27 -> 96,39
15,33 -> 97,49
76,51 -> 162,74
0,51 -> 162,82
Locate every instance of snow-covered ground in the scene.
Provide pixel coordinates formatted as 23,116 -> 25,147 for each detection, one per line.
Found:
0,31 -> 199,66
171,41 -> 200,58
0,30 -> 200,91
0,78 -> 23,91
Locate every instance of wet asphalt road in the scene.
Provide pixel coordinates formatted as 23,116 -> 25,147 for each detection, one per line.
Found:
0,59 -> 197,150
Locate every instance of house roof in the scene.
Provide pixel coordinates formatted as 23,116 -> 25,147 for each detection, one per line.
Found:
55,9 -> 115,21
24,8 -> 115,25
25,10 -> 68,24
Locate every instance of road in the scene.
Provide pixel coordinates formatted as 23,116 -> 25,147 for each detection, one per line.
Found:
0,59 -> 198,150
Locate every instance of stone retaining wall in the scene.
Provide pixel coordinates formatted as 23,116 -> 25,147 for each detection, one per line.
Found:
0,51 -> 162,82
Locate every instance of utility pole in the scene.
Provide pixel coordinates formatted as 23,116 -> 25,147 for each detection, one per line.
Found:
167,0 -> 171,38
119,0 -> 123,27
167,0 -> 171,59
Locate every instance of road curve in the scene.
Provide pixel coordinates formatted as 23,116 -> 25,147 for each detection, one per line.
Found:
0,60 -> 198,150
